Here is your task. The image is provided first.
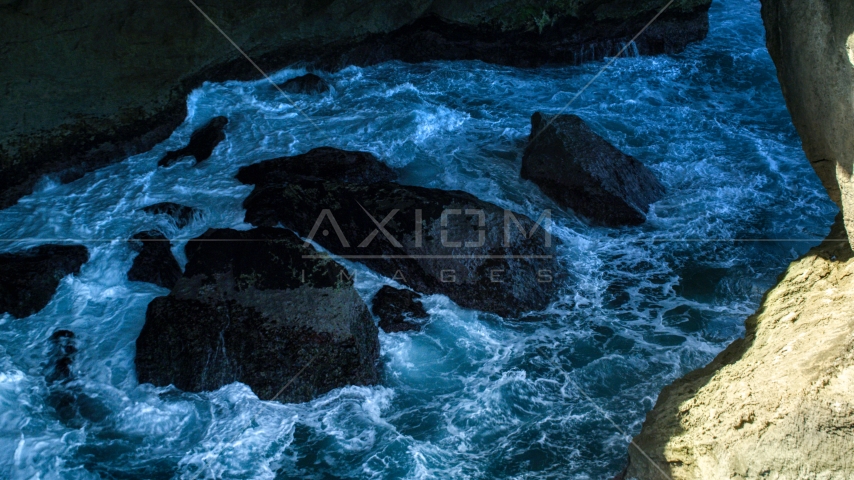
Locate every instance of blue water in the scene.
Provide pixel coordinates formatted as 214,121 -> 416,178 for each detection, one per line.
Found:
0,0 -> 837,478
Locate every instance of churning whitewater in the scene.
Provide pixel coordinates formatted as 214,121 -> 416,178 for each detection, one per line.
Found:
0,0 -> 836,478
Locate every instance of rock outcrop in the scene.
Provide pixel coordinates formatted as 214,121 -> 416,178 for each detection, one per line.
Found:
622,3 -> 854,478
0,0 -> 711,209
624,216 -> 854,479
522,113 -> 665,226
0,245 -> 89,318
158,116 -> 228,167
238,148 -> 559,318
140,202 -> 200,229
371,286 -> 428,333
761,0 -> 854,245
134,227 -> 380,404
277,73 -> 330,94
126,231 -> 182,290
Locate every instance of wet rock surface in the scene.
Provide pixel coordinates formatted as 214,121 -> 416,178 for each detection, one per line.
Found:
0,245 -> 89,318
126,231 -> 182,290
239,148 -> 559,317
158,116 -> 228,167
277,73 -> 330,94
135,227 -> 380,404
140,202 -> 199,229
522,112 -> 665,226
371,286 -> 428,333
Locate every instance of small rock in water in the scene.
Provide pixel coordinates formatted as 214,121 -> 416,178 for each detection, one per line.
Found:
47,329 -> 77,383
44,330 -> 112,427
371,286 -> 428,333
134,227 -> 381,404
140,202 -> 199,228
276,73 -> 330,94
158,116 -> 228,167
127,230 -> 182,289
522,112 -> 665,226
0,245 -> 89,318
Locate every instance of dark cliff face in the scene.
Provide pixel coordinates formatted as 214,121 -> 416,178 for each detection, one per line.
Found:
1,0 -> 710,209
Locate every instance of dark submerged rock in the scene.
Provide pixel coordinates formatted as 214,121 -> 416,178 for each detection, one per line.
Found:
276,73 -> 330,94
522,112 -> 665,227
44,330 -> 113,427
47,329 -> 77,383
127,230 -> 182,289
371,285 -> 428,333
239,150 -> 559,318
135,227 -> 380,404
141,202 -> 199,229
158,116 -> 228,167
0,245 -> 89,318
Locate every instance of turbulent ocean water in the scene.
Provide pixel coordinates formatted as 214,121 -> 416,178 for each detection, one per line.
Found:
0,0 -> 838,478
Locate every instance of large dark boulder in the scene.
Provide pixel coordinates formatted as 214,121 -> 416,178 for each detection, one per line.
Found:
371,286 -> 428,333
238,148 -> 559,317
140,202 -> 199,229
158,116 -> 228,167
236,147 -> 397,186
126,231 -> 182,289
522,112 -> 665,226
135,227 -> 380,404
277,73 -> 330,94
0,245 -> 89,318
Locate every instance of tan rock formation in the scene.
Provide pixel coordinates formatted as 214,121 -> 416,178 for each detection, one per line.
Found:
762,0 -> 854,245
625,216 -> 854,479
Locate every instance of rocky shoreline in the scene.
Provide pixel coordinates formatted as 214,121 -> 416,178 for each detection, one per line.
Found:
622,0 -> 854,477
623,217 -> 854,479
